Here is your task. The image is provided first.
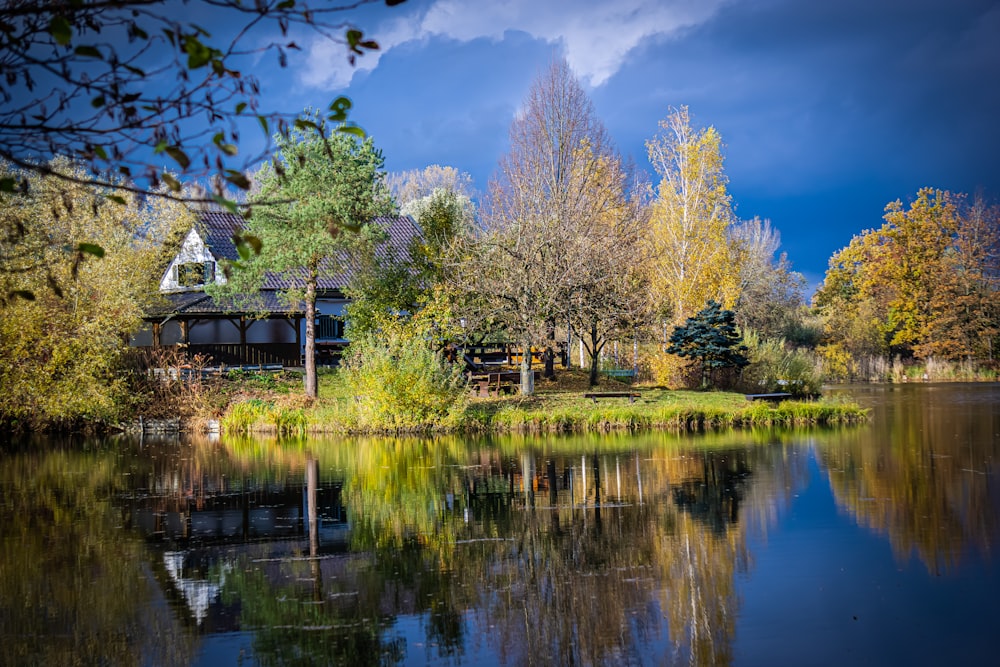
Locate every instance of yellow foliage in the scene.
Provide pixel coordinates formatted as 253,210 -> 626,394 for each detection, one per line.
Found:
641,347 -> 697,389
645,106 -> 739,325
0,158 -> 193,427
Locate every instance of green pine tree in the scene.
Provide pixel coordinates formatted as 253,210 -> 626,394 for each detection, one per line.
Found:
667,300 -> 749,389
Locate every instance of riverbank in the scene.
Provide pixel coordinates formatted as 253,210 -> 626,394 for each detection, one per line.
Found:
210,369 -> 868,436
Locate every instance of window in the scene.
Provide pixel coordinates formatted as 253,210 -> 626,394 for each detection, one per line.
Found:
175,261 -> 215,287
317,315 -> 345,339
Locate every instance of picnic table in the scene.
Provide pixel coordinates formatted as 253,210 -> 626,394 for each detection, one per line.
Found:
468,370 -> 539,397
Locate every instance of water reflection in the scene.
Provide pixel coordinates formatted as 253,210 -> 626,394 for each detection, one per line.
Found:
1,385 -> 998,665
818,383 -> 1000,574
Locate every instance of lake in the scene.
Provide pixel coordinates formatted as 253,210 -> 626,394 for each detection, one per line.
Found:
1,383 -> 998,666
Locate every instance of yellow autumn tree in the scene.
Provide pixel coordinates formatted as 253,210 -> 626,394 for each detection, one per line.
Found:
645,107 -> 738,329
0,157 -> 192,428
813,188 -> 999,371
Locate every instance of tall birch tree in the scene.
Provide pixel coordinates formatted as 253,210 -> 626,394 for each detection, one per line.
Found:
646,107 -> 737,328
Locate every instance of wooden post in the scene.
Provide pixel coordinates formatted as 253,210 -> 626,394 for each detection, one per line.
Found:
152,322 -> 161,349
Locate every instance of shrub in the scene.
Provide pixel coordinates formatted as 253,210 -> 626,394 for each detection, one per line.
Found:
740,330 -> 823,396
339,295 -> 468,430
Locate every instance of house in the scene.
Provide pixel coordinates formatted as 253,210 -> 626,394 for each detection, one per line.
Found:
131,211 -> 421,367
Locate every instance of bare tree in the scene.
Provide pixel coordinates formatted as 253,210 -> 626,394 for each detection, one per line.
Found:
454,59 -> 640,393
729,216 -> 805,339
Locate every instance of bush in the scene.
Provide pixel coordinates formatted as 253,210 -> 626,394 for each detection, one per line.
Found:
339,297 -> 468,431
740,330 -> 823,396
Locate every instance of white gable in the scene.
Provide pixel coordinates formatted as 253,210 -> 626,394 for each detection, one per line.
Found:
159,228 -> 228,292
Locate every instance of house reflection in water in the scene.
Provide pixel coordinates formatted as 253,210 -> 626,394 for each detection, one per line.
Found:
123,457 -> 346,630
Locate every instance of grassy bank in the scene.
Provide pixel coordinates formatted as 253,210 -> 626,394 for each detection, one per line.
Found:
216,369 -> 868,436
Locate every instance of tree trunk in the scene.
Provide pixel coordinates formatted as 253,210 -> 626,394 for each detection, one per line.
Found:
304,262 -> 318,399
520,340 -> 535,396
588,321 -> 602,387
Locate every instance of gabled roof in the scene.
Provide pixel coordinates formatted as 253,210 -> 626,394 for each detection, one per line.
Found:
192,211 -> 420,291
197,211 -> 244,262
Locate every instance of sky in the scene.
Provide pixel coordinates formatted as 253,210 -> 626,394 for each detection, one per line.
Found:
229,0 -> 1000,287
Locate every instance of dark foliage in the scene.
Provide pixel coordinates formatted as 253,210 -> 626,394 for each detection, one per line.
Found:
667,300 -> 749,389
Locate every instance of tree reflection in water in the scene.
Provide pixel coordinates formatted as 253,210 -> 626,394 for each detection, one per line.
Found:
4,388 -> 997,664
207,431 -> 806,666
819,385 -> 1000,574
0,429 -> 809,666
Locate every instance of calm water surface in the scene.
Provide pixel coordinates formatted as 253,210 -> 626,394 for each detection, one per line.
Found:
1,383 -> 998,666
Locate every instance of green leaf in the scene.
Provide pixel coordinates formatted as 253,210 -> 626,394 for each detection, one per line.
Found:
77,242 -> 105,259
328,96 -> 352,122
161,172 -> 182,191
92,145 -> 108,160
385,0 -> 408,6
211,194 -> 238,214
163,146 -> 191,169
277,0 -> 296,8
183,35 -> 215,69
293,118 -> 319,132
104,194 -> 127,205
346,29 -> 362,47
0,177 -> 16,193
236,102 -> 247,114
74,45 -> 102,59
258,115 -> 269,135
243,234 -> 263,254
337,124 -> 366,138
224,170 -> 251,190
49,16 -> 72,46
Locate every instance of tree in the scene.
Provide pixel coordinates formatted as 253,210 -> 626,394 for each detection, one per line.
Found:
667,300 -> 748,389
0,0 -> 403,200
456,59 -> 630,394
224,115 -> 393,399
564,146 -> 650,386
340,290 -> 468,430
729,216 -> 806,339
0,157 -> 192,428
388,164 -> 476,210
813,188 -> 999,366
646,107 -> 737,328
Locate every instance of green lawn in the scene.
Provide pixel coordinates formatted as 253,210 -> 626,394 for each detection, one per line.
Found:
217,368 -> 868,435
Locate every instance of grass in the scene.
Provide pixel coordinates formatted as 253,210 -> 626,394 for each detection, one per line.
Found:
214,368 -> 869,436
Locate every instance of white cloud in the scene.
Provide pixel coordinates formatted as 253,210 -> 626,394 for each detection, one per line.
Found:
299,0 -> 732,91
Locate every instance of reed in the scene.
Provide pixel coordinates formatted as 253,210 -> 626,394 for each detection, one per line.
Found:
218,370 -> 869,435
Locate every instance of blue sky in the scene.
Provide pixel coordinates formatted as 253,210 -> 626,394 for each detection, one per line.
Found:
251,0 -> 1000,286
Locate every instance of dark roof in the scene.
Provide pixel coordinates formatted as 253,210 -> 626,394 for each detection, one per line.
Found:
192,211 -> 420,291
150,212 -> 419,318
251,214 -> 421,290
197,211 -> 244,261
146,290 -> 305,320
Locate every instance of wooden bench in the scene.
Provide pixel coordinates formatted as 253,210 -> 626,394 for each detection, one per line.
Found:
584,391 -> 641,403
744,392 -> 792,402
